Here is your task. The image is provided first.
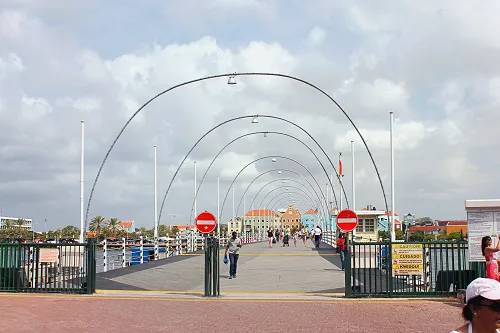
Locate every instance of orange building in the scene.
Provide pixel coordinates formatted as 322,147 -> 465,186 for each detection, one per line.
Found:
280,206 -> 301,230
445,221 -> 468,236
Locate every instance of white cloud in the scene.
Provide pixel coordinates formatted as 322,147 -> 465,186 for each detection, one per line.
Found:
3,1 -> 500,230
307,26 -> 327,47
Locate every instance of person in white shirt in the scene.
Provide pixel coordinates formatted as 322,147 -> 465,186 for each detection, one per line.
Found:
313,226 -> 322,248
450,278 -> 500,333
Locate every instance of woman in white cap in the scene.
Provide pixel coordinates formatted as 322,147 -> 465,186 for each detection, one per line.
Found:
451,278 -> 500,333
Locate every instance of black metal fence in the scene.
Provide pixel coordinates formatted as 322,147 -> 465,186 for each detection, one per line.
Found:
345,241 -> 485,298
0,239 -> 96,294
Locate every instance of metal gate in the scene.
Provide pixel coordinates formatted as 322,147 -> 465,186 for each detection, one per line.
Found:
0,239 -> 96,294
344,241 -> 485,298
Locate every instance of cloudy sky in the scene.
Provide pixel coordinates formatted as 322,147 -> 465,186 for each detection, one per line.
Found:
1,0 -> 498,231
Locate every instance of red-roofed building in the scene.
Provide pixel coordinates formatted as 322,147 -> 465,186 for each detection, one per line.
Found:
243,209 -> 279,232
118,221 -> 135,233
408,225 -> 440,238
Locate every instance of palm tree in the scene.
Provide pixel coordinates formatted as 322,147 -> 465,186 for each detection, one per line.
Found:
158,224 -> 169,237
16,218 -> 25,232
107,217 -> 119,238
90,216 -> 106,236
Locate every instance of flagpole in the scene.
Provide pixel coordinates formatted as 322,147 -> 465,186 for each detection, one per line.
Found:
154,145 -> 158,260
79,120 -> 84,243
390,112 -> 396,242
217,175 -> 220,240
339,152 -> 343,211
351,141 -> 355,211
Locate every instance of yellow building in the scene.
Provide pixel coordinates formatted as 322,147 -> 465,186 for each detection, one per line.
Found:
228,217 -> 243,232
244,210 -> 279,232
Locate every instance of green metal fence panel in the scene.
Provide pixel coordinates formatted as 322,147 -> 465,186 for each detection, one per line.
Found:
0,240 -> 96,294
346,240 -> 480,298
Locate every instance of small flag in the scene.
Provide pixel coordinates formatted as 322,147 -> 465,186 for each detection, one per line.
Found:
339,152 -> 343,177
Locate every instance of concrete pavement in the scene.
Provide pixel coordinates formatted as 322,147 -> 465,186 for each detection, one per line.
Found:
96,240 -> 344,294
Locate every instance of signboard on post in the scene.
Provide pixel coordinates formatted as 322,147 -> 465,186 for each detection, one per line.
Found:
195,211 -> 217,234
336,209 -> 358,232
391,244 -> 424,275
465,200 -> 500,262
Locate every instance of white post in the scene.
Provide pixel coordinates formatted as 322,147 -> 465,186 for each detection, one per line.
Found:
140,235 -> 144,264
194,161 -> 197,218
217,175 -> 220,241
103,238 -> 107,272
194,161 -> 197,243
232,186 -> 235,231
329,174 -> 333,230
339,155 -> 343,212
390,111 -> 396,242
122,238 -> 126,268
351,141 -> 356,211
79,120 -> 84,243
154,145 -> 159,260
325,182 -> 329,228
243,194 -> 246,232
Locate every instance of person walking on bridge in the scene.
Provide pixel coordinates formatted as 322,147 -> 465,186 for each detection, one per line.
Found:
314,225 -> 322,249
225,231 -> 242,279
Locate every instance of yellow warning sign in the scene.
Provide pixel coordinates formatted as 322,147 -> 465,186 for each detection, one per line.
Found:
392,244 -> 424,275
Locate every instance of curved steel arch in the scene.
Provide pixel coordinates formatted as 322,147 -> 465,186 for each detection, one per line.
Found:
230,171 -> 323,223
158,114 -> 345,227
86,72 -> 387,234
267,191 -> 314,214
269,194 -> 327,228
251,180 -> 326,218
258,184 -> 322,214
242,178 -> 327,230
189,130 -> 333,223
264,189 -> 318,216
221,160 -> 326,222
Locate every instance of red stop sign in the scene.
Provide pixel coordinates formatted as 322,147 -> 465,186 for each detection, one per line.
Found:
337,209 -> 358,232
195,211 -> 217,234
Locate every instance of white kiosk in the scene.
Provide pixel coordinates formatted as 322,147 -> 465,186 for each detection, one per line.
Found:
465,199 -> 500,262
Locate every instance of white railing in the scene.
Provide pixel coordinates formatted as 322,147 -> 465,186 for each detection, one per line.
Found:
98,231 -> 262,273
322,230 -> 337,247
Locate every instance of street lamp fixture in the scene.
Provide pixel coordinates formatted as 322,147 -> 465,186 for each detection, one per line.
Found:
271,157 -> 276,162
251,115 -> 259,124
264,132 -> 268,138
227,74 -> 237,85
278,170 -> 282,174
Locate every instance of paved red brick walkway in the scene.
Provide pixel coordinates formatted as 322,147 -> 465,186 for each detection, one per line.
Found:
0,294 -> 464,333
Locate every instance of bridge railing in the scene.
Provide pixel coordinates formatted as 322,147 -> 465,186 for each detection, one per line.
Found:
97,231 -> 262,273
0,239 -> 96,294
345,240 -> 486,298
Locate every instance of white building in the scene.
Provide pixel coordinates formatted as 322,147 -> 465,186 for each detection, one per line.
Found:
0,216 -> 33,231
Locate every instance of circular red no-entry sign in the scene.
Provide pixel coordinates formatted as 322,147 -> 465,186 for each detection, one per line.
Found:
337,209 -> 358,232
195,211 -> 217,234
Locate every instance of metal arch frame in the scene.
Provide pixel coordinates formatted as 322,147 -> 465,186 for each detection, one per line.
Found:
223,166 -> 325,222
242,197 -> 311,233
270,197 -> 310,219
189,130 -> 333,223
264,189 -> 318,217
86,71 -> 388,234
256,180 -> 322,212
258,184 -> 321,214
243,178 -> 327,230
269,198 -> 324,230
252,180 -> 326,218
158,114 -> 345,227
269,197 -> 315,229
267,191 -> 315,215
233,171 -> 323,223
